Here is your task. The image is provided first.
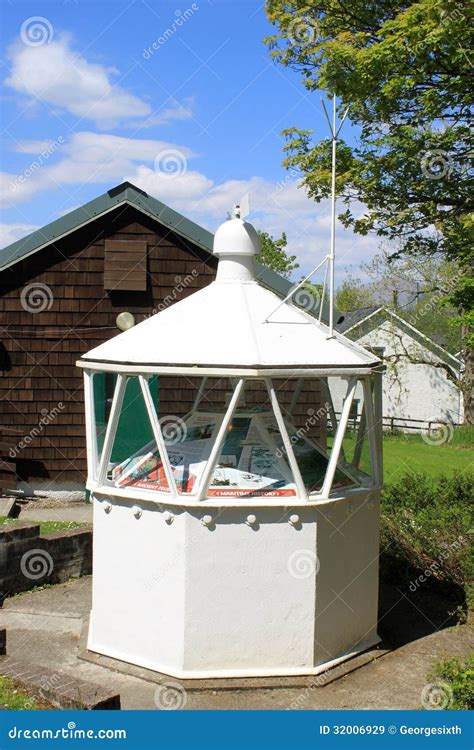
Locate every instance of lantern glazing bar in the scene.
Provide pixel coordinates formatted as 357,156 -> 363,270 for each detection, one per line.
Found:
138,375 -> 179,501
352,401 -> 367,469
288,378 -> 303,416
320,378 -> 357,498
195,378 -> 245,501
83,370 -> 98,482
96,374 -> 126,487
363,376 -> 382,487
76,360 -> 380,379
265,378 -> 308,502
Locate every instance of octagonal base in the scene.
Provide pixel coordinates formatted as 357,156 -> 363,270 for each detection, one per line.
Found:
88,492 -> 380,678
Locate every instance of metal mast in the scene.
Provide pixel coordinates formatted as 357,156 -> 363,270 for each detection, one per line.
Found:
322,94 -> 349,337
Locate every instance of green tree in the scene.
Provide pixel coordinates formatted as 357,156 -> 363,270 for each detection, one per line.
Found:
256,230 -> 299,278
265,0 -> 473,420
363,251 -> 463,353
336,275 -> 374,313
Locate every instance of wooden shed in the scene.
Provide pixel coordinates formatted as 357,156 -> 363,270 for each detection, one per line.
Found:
0,182 -> 322,495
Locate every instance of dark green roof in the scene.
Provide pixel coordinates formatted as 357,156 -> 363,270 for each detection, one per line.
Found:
0,181 -> 329,319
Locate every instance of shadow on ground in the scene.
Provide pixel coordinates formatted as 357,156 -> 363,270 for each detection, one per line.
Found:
378,582 -> 466,649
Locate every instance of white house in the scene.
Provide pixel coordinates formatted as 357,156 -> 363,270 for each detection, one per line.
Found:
335,306 -> 463,430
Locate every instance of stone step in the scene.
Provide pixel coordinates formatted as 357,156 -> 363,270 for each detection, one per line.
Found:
0,656 -> 120,710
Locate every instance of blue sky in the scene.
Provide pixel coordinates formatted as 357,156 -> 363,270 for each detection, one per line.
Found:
0,0 -> 379,281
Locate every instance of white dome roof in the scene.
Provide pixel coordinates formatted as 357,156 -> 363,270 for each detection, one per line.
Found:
79,217 -> 380,371
213,217 -> 261,257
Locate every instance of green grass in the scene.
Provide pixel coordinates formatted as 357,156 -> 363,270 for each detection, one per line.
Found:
340,425 -> 473,482
0,675 -> 46,710
382,430 -> 473,482
0,517 -> 90,534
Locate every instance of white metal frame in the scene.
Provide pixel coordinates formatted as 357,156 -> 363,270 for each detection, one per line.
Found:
195,378 -> 245,501
265,378 -> 308,501
363,376 -> 383,486
139,375 -> 179,500
96,374 -> 126,487
77,360 -> 379,379
85,370 -> 382,504
320,378 -> 357,498
83,371 -> 98,482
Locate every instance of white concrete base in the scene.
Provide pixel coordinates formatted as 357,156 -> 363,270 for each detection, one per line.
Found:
88,491 -> 380,678
87,633 -> 381,680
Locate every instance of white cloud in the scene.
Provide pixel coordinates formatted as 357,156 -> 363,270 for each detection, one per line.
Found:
0,132 -> 195,207
0,222 -> 38,246
5,35 -> 151,128
125,168 -> 380,279
127,98 -> 194,130
1,131 -> 380,275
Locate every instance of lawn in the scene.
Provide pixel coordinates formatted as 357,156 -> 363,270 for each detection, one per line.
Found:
0,518 -> 90,534
382,430 -> 473,483
0,675 -> 52,710
340,425 -> 473,483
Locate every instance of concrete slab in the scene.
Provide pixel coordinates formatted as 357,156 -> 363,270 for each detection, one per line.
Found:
79,618 -> 390,691
1,577 -> 472,710
20,506 -> 93,524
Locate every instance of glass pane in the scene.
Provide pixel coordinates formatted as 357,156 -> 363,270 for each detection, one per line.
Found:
157,376 -> 231,495
92,372 -> 113,466
113,376 -> 158,463
321,376 -> 374,487
106,377 -> 162,490
104,377 -> 232,496
208,380 -> 297,498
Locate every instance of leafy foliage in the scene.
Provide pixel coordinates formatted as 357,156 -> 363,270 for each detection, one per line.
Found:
380,470 -> 474,604
256,230 -> 299,277
336,275 -> 375,312
265,0 -> 473,414
428,655 -> 474,710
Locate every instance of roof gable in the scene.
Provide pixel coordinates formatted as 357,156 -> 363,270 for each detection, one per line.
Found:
342,305 -> 460,369
0,181 -> 330,320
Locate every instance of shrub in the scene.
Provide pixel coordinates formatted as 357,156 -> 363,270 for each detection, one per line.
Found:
427,655 -> 474,710
380,471 -> 474,604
